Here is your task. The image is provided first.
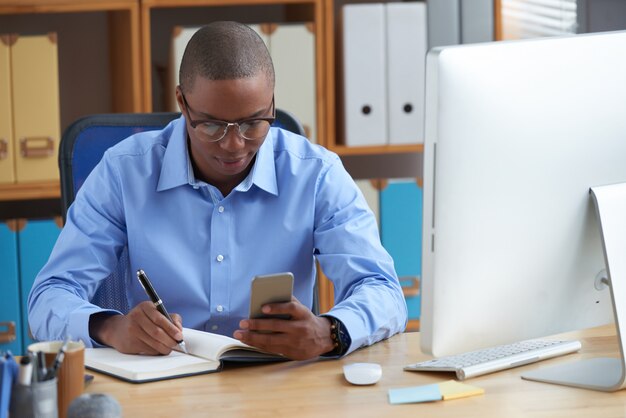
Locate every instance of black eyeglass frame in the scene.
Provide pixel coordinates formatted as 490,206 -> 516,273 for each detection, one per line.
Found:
179,88 -> 276,142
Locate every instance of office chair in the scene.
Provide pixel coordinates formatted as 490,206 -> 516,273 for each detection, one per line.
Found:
59,109 -> 316,315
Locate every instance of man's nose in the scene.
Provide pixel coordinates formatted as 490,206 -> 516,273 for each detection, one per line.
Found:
219,124 -> 246,150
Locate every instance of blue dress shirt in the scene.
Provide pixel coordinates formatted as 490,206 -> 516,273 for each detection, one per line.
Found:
28,116 -> 407,354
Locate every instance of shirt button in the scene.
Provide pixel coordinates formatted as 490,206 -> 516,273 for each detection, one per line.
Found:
218,206 -> 225,213
216,305 -> 224,312
211,325 -> 218,331
216,254 -> 224,262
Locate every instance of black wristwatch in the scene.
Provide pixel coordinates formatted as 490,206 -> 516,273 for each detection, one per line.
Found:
321,315 -> 351,357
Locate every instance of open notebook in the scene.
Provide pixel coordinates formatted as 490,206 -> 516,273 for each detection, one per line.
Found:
85,328 -> 284,383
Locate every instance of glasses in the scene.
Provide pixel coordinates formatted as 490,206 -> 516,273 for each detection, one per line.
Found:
180,90 -> 275,143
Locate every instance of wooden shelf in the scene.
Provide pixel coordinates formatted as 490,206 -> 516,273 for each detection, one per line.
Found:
0,0 -> 137,16
0,181 -> 60,201
0,0 -> 142,114
406,319 -> 420,332
330,143 -> 423,156
143,0 -> 316,5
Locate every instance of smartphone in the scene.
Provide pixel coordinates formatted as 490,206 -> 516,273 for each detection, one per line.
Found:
249,272 -> 294,320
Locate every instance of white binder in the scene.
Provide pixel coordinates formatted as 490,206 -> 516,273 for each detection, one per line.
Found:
355,179 -> 381,226
386,2 -> 428,144
342,4 -> 387,146
0,35 -> 14,184
168,26 -> 196,112
271,24 -> 317,143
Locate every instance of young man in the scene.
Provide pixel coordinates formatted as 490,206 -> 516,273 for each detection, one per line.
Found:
28,21 -> 407,360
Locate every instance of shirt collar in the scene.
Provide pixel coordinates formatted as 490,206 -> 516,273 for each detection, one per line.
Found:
157,116 -> 189,192
157,117 -> 278,196
238,132 -> 278,196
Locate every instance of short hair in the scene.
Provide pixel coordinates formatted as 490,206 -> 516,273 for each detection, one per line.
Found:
179,21 -> 275,92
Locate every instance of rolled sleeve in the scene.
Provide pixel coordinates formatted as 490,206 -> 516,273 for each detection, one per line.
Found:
314,160 -> 408,354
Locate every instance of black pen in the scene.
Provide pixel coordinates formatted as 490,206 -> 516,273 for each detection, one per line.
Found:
136,269 -> 188,354
36,351 -> 47,382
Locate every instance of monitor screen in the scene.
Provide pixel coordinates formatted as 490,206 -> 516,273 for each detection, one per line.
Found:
421,31 -> 626,357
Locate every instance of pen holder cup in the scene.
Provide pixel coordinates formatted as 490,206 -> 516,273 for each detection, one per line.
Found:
28,341 -> 85,418
10,379 -> 59,418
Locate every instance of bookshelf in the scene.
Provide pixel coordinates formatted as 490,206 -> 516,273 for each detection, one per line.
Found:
0,0 -> 142,204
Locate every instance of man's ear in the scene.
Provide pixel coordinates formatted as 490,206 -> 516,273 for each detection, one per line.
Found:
175,86 -> 184,114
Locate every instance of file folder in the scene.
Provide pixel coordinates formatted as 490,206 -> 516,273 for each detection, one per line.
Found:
18,219 -> 62,351
168,26 -> 193,112
11,34 -> 60,183
0,36 -> 14,184
342,4 -> 388,146
271,24 -> 317,143
0,221 -> 21,355
380,179 -> 422,276
386,3 -> 428,144
380,179 -> 423,320
355,179 -> 381,226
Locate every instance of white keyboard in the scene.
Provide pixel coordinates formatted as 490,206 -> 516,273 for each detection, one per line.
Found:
404,339 -> 582,380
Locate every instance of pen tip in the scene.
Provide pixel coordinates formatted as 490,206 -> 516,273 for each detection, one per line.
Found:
179,341 -> 188,354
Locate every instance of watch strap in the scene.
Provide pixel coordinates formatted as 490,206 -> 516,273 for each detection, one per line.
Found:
321,315 -> 351,357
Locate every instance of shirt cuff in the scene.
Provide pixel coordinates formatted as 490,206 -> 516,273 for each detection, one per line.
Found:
69,306 -> 121,348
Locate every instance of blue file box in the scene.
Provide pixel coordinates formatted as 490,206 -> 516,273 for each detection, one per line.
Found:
18,219 -> 62,351
0,222 -> 22,355
380,180 -> 423,321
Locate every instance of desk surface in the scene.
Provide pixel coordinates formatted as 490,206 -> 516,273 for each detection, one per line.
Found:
86,324 -> 624,417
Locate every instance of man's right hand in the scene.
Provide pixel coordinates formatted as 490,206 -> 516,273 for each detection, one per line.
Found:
89,300 -> 184,355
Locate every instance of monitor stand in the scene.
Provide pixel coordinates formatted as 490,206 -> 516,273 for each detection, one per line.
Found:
522,183 -> 626,392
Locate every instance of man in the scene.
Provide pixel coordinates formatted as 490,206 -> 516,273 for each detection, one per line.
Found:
28,21 -> 407,360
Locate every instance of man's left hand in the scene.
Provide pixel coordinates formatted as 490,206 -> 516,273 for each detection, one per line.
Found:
233,296 -> 335,360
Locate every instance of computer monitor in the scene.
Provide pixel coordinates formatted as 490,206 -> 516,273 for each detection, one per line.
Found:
420,30 -> 626,389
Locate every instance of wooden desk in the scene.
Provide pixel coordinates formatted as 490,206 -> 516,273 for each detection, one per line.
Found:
85,325 -> 625,417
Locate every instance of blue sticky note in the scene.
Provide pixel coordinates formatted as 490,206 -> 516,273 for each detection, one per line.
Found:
388,384 -> 443,404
